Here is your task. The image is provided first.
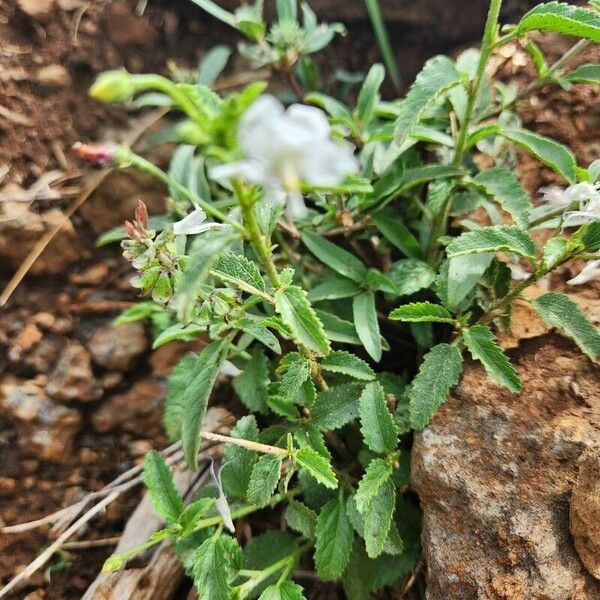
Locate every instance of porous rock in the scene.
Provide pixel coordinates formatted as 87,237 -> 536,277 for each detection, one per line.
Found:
411,334 -> 600,599
0,380 -> 81,463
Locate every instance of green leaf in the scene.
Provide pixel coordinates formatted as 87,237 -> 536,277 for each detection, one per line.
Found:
246,454 -> 282,507
278,353 -> 311,403
532,292 -> 600,359
437,254 -> 494,310
358,382 -> 397,454
357,63 -> 385,125
164,354 -> 196,440
239,321 -> 282,354
152,323 -> 204,349
580,221 -> 600,252
394,55 -> 461,145
320,351 -> 375,381
389,301 -> 454,324
500,127 -> 577,183
445,225 -> 536,260
143,450 -> 184,523
301,232 -> 366,283
516,2 -> 600,43
388,259 -> 436,296
275,285 -> 330,356
181,340 -> 227,470
198,45 -> 231,86
177,230 -> 236,322
372,207 -> 423,258
472,168 -> 532,228
295,447 -> 337,489
316,310 -> 362,345
213,250 -> 265,292
353,291 -> 382,362
233,348 -> 270,412
542,236 -> 570,270
566,63 -> 600,84
285,500 -> 317,538
192,535 -> 237,600
305,92 -> 353,121
463,325 -> 522,393
221,416 -> 259,500
409,343 -> 463,430
354,458 -> 392,513
363,480 -> 395,558
260,581 -> 307,600
308,276 -> 360,302
314,496 -> 354,580
311,383 -> 364,431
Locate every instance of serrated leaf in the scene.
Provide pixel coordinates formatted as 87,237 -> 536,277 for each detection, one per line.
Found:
532,292 -> 600,359
409,343 -> 463,430
310,382 -> 364,431
275,285 -> 330,356
388,259 -> 436,296
221,415 -> 259,500
357,63 -> 385,125
285,500 -> 318,538
181,340 -> 227,470
358,382 -> 397,454
320,351 -> 375,381
516,2 -> 600,43
437,253 -> 494,310
278,353 -> 311,403
389,301 -> 454,323
301,232 -> 366,283
566,63 -> 600,84
314,496 -> 354,580
164,354 -> 197,440
463,325 -> 522,393
581,221 -> 600,252
394,55 -> 461,145
472,168 -> 532,228
542,237 -> 570,270
372,210 -> 424,259
239,322 -> 282,354
177,230 -> 236,322
363,480 -> 395,558
353,291 -> 382,362
143,450 -> 184,523
233,348 -> 270,412
308,276 -> 360,302
192,535 -> 236,600
354,458 -> 392,513
295,447 -> 337,489
247,454 -> 282,507
500,127 -> 577,183
260,581 -> 307,600
446,225 -> 536,260
213,250 -> 265,292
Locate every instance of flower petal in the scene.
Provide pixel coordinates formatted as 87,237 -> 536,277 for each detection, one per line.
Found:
567,259 -> 600,286
173,208 -> 224,235
298,140 -> 357,186
285,191 -> 309,221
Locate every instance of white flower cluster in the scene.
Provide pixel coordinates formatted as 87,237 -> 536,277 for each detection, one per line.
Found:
210,95 -> 357,220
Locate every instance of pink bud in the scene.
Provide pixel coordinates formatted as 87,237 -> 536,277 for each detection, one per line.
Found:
72,142 -> 116,166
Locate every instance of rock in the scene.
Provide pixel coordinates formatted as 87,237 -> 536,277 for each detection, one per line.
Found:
17,0 -> 54,22
14,322 -> 42,352
0,380 -> 81,463
571,448 -> 600,580
69,263 -> 110,286
412,334 -> 600,599
32,312 -> 55,330
0,202 -> 82,275
91,378 -> 165,435
36,64 -> 71,89
46,342 -> 102,403
88,322 -> 148,371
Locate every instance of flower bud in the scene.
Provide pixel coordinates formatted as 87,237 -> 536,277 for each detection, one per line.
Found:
72,142 -> 117,166
90,69 -> 135,103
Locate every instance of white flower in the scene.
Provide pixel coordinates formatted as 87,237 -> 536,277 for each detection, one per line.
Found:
567,259 -> 600,286
220,360 -> 242,377
508,263 -> 531,281
172,208 -> 223,235
537,185 -> 570,207
210,95 -> 357,220
209,459 -> 235,533
560,182 -> 600,227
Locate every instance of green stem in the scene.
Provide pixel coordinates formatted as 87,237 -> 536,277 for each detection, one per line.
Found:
234,180 -> 282,288
124,151 -> 244,233
132,74 -> 205,123
453,0 -> 503,164
528,201 -> 577,229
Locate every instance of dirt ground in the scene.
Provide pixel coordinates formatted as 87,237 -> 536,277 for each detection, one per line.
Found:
0,0 -> 599,598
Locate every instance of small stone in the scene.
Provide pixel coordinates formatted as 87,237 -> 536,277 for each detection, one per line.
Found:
32,312 -> 55,330
36,64 -> 71,89
128,439 -> 153,456
17,0 -> 54,22
0,477 -> 16,495
0,381 -> 81,463
69,263 -> 109,286
88,322 -> 148,371
78,447 -> 99,466
571,448 -> 600,580
91,378 -> 165,434
49,317 -> 73,334
100,371 -> 123,390
46,342 -> 102,403
14,322 -> 42,352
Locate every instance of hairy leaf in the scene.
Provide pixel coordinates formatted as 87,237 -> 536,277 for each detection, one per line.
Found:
445,225 -> 536,260
389,301 -> 454,323
357,63 -> 385,125
311,382 -> 364,431
192,535 -> 238,600
354,458 -> 393,513
247,454 -> 283,507
260,581 -> 307,600
295,447 -> 337,489
285,500 -> 318,539
388,259 -> 436,296
353,291 -> 382,362
320,351 -> 376,381
233,348 -> 270,412
358,382 -> 397,454
221,415 -> 259,500
213,250 -> 265,292
363,480 -> 395,558
143,450 -> 184,523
